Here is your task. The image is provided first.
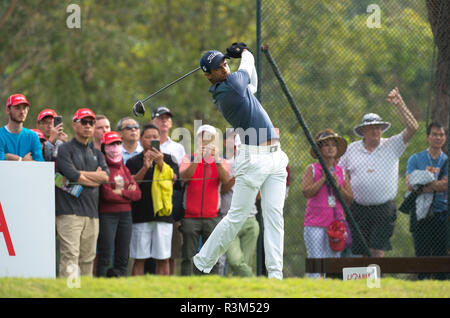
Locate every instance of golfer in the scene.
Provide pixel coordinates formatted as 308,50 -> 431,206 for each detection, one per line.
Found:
193,43 -> 289,279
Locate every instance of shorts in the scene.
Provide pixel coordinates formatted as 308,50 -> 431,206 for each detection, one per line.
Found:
130,222 -> 173,260
350,200 -> 397,254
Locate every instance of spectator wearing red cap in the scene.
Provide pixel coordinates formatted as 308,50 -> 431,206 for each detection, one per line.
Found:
96,131 -> 142,277
30,128 -> 46,155
36,108 -> 68,161
55,108 -> 109,278
0,94 -> 44,161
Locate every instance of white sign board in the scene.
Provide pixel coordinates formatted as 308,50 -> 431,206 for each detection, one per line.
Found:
0,161 -> 55,278
343,265 -> 381,288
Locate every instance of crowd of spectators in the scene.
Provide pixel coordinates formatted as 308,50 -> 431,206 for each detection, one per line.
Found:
0,90 -> 448,280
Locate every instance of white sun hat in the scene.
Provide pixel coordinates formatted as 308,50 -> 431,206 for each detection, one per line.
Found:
353,113 -> 391,137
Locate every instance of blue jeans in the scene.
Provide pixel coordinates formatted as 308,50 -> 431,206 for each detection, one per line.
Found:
96,212 -> 132,277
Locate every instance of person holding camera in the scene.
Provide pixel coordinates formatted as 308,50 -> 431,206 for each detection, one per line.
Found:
36,108 -> 68,161
126,123 -> 179,276
179,124 -> 231,276
151,106 -> 186,276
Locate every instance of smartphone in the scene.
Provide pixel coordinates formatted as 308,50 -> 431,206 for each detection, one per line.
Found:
54,116 -> 63,127
151,140 -> 160,151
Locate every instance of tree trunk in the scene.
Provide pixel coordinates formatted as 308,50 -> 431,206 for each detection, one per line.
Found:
426,0 -> 449,134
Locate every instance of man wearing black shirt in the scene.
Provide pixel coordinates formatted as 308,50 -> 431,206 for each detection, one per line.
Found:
55,108 -> 109,277
126,123 -> 179,276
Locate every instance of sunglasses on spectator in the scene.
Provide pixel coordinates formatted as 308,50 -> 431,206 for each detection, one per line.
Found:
122,124 -> 140,130
76,118 -> 96,126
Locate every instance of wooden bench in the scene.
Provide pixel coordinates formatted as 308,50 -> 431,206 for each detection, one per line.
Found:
306,257 -> 450,274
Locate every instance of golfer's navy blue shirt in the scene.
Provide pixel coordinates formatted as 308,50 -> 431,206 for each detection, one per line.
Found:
209,69 -> 278,145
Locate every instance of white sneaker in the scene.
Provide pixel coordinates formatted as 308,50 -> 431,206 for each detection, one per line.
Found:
193,254 -> 211,274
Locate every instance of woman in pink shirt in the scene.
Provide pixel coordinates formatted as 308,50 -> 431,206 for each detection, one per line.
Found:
302,129 -> 353,278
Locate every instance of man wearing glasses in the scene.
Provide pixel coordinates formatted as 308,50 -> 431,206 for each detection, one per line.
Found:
116,116 -> 143,164
55,108 -> 109,277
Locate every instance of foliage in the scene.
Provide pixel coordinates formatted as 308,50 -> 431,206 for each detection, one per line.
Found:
0,0 -> 257,134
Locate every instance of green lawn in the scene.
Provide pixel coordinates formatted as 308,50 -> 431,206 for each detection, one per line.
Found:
0,275 -> 448,298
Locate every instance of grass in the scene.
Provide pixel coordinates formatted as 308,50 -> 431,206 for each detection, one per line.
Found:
1,275 -> 449,298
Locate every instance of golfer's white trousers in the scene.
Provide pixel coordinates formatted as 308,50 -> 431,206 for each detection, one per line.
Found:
193,143 -> 288,279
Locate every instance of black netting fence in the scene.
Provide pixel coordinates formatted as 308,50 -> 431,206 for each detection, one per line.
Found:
258,0 -> 449,278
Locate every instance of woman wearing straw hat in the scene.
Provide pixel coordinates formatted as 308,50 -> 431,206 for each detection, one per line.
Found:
302,129 -> 353,278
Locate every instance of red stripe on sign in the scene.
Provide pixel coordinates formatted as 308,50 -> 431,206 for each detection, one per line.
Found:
0,202 -> 15,256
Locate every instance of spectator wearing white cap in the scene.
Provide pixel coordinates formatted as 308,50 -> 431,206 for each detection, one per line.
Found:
179,124 -> 231,275
339,87 -> 418,257
0,94 -> 44,161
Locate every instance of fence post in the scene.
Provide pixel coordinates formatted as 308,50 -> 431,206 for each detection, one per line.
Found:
255,0 -> 265,277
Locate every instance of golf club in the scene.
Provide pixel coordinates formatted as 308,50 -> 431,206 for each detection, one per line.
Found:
132,66 -> 201,117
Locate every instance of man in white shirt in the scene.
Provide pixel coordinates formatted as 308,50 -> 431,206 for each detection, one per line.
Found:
339,87 -> 418,257
151,106 -> 186,165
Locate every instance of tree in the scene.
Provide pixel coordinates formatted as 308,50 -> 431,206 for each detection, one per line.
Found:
0,1 -> 257,135
426,0 -> 449,130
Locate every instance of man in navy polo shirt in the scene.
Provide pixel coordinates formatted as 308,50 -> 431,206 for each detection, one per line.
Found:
193,43 -> 289,280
